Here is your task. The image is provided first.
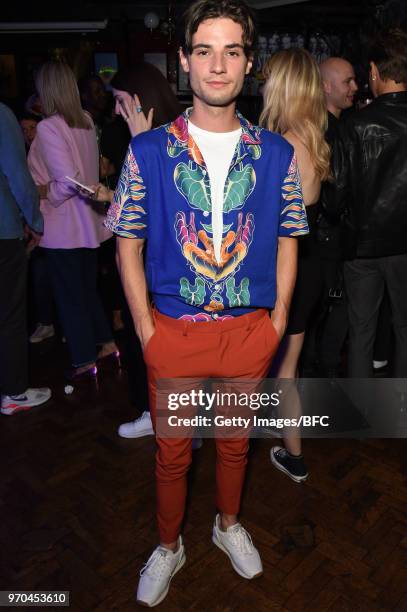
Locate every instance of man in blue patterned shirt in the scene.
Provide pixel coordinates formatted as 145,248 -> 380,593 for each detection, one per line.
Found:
105,0 -> 308,605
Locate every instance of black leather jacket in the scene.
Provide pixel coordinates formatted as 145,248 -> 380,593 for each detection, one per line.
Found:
330,91 -> 407,259
317,112 -> 345,260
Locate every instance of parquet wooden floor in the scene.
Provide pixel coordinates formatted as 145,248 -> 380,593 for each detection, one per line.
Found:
1,339 -> 406,611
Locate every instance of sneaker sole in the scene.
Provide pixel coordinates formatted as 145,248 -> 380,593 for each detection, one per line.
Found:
1,404 -> 33,416
29,334 -> 55,343
117,428 -> 155,439
1,393 -> 51,416
136,551 -> 186,607
270,449 -> 308,483
212,533 -> 263,580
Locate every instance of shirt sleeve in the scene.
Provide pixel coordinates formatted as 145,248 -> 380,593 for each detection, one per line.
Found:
0,105 -> 43,233
104,143 -> 148,239
36,120 -> 83,207
279,151 -> 309,237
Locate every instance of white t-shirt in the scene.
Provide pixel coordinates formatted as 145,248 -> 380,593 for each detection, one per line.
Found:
188,121 -> 241,264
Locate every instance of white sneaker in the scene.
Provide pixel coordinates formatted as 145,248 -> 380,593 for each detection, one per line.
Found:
29,324 -> 55,343
118,411 -> 154,438
1,387 -> 52,415
212,514 -> 263,579
373,360 -> 388,370
136,536 -> 186,607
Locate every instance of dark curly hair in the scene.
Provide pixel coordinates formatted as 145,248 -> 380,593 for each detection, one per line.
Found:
181,0 -> 257,58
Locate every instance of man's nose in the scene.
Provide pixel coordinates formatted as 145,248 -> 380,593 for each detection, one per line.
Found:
210,52 -> 227,73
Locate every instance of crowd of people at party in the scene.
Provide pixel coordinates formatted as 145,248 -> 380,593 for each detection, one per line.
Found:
1,0 -> 407,605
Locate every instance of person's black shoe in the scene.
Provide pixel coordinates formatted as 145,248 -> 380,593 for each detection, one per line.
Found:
270,446 -> 308,483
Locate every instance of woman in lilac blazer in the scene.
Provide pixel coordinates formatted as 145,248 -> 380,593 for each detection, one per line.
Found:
28,61 -> 118,379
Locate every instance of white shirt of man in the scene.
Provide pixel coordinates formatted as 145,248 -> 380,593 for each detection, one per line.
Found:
188,121 -> 242,264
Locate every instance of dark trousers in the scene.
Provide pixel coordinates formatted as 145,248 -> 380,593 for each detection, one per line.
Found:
0,239 -> 28,395
45,248 -> 113,367
373,291 -> 392,362
121,300 -> 149,409
344,253 -> 407,377
29,247 -> 54,326
318,259 -> 348,372
98,236 -> 124,315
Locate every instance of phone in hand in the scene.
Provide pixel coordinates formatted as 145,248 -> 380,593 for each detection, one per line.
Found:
65,176 -> 95,195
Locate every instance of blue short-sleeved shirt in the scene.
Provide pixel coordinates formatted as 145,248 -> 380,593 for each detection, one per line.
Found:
105,110 -> 308,321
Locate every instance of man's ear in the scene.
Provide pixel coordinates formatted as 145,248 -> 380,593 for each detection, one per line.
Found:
245,54 -> 254,75
370,61 -> 380,81
322,79 -> 331,95
179,47 -> 190,74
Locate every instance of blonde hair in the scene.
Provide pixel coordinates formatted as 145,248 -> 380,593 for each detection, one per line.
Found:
260,48 -> 330,181
35,61 -> 91,130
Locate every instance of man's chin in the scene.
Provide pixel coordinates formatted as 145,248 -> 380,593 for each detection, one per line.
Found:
196,92 -> 240,108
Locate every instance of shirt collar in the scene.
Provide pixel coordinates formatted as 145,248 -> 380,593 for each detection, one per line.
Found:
167,107 -> 262,165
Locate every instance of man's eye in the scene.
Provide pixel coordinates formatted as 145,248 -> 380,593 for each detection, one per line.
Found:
197,50 -> 208,56
227,51 -> 240,57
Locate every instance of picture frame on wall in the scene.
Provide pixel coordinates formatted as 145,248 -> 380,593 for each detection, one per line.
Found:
245,31 -> 342,95
94,52 -> 119,90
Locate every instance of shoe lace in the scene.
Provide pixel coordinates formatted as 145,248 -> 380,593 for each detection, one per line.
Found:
227,524 -> 255,555
140,547 -> 171,580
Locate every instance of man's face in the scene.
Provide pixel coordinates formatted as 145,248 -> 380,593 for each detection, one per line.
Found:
328,62 -> 358,111
180,17 -> 252,109
20,119 -> 37,147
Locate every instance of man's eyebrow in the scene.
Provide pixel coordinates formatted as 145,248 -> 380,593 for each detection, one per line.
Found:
191,43 -> 244,50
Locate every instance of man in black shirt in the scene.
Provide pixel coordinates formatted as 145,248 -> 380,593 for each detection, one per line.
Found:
315,58 -> 357,376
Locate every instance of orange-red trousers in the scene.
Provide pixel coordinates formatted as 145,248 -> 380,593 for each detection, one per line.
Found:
144,309 -> 279,544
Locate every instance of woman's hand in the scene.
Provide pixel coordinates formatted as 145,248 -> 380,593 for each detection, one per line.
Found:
90,184 -> 114,203
24,224 -> 42,253
118,93 -> 154,138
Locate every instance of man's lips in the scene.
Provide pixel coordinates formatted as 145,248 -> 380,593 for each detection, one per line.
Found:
206,81 -> 230,88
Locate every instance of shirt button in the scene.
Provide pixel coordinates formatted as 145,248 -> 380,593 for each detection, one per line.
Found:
215,284 -> 221,290
203,211 -> 209,217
